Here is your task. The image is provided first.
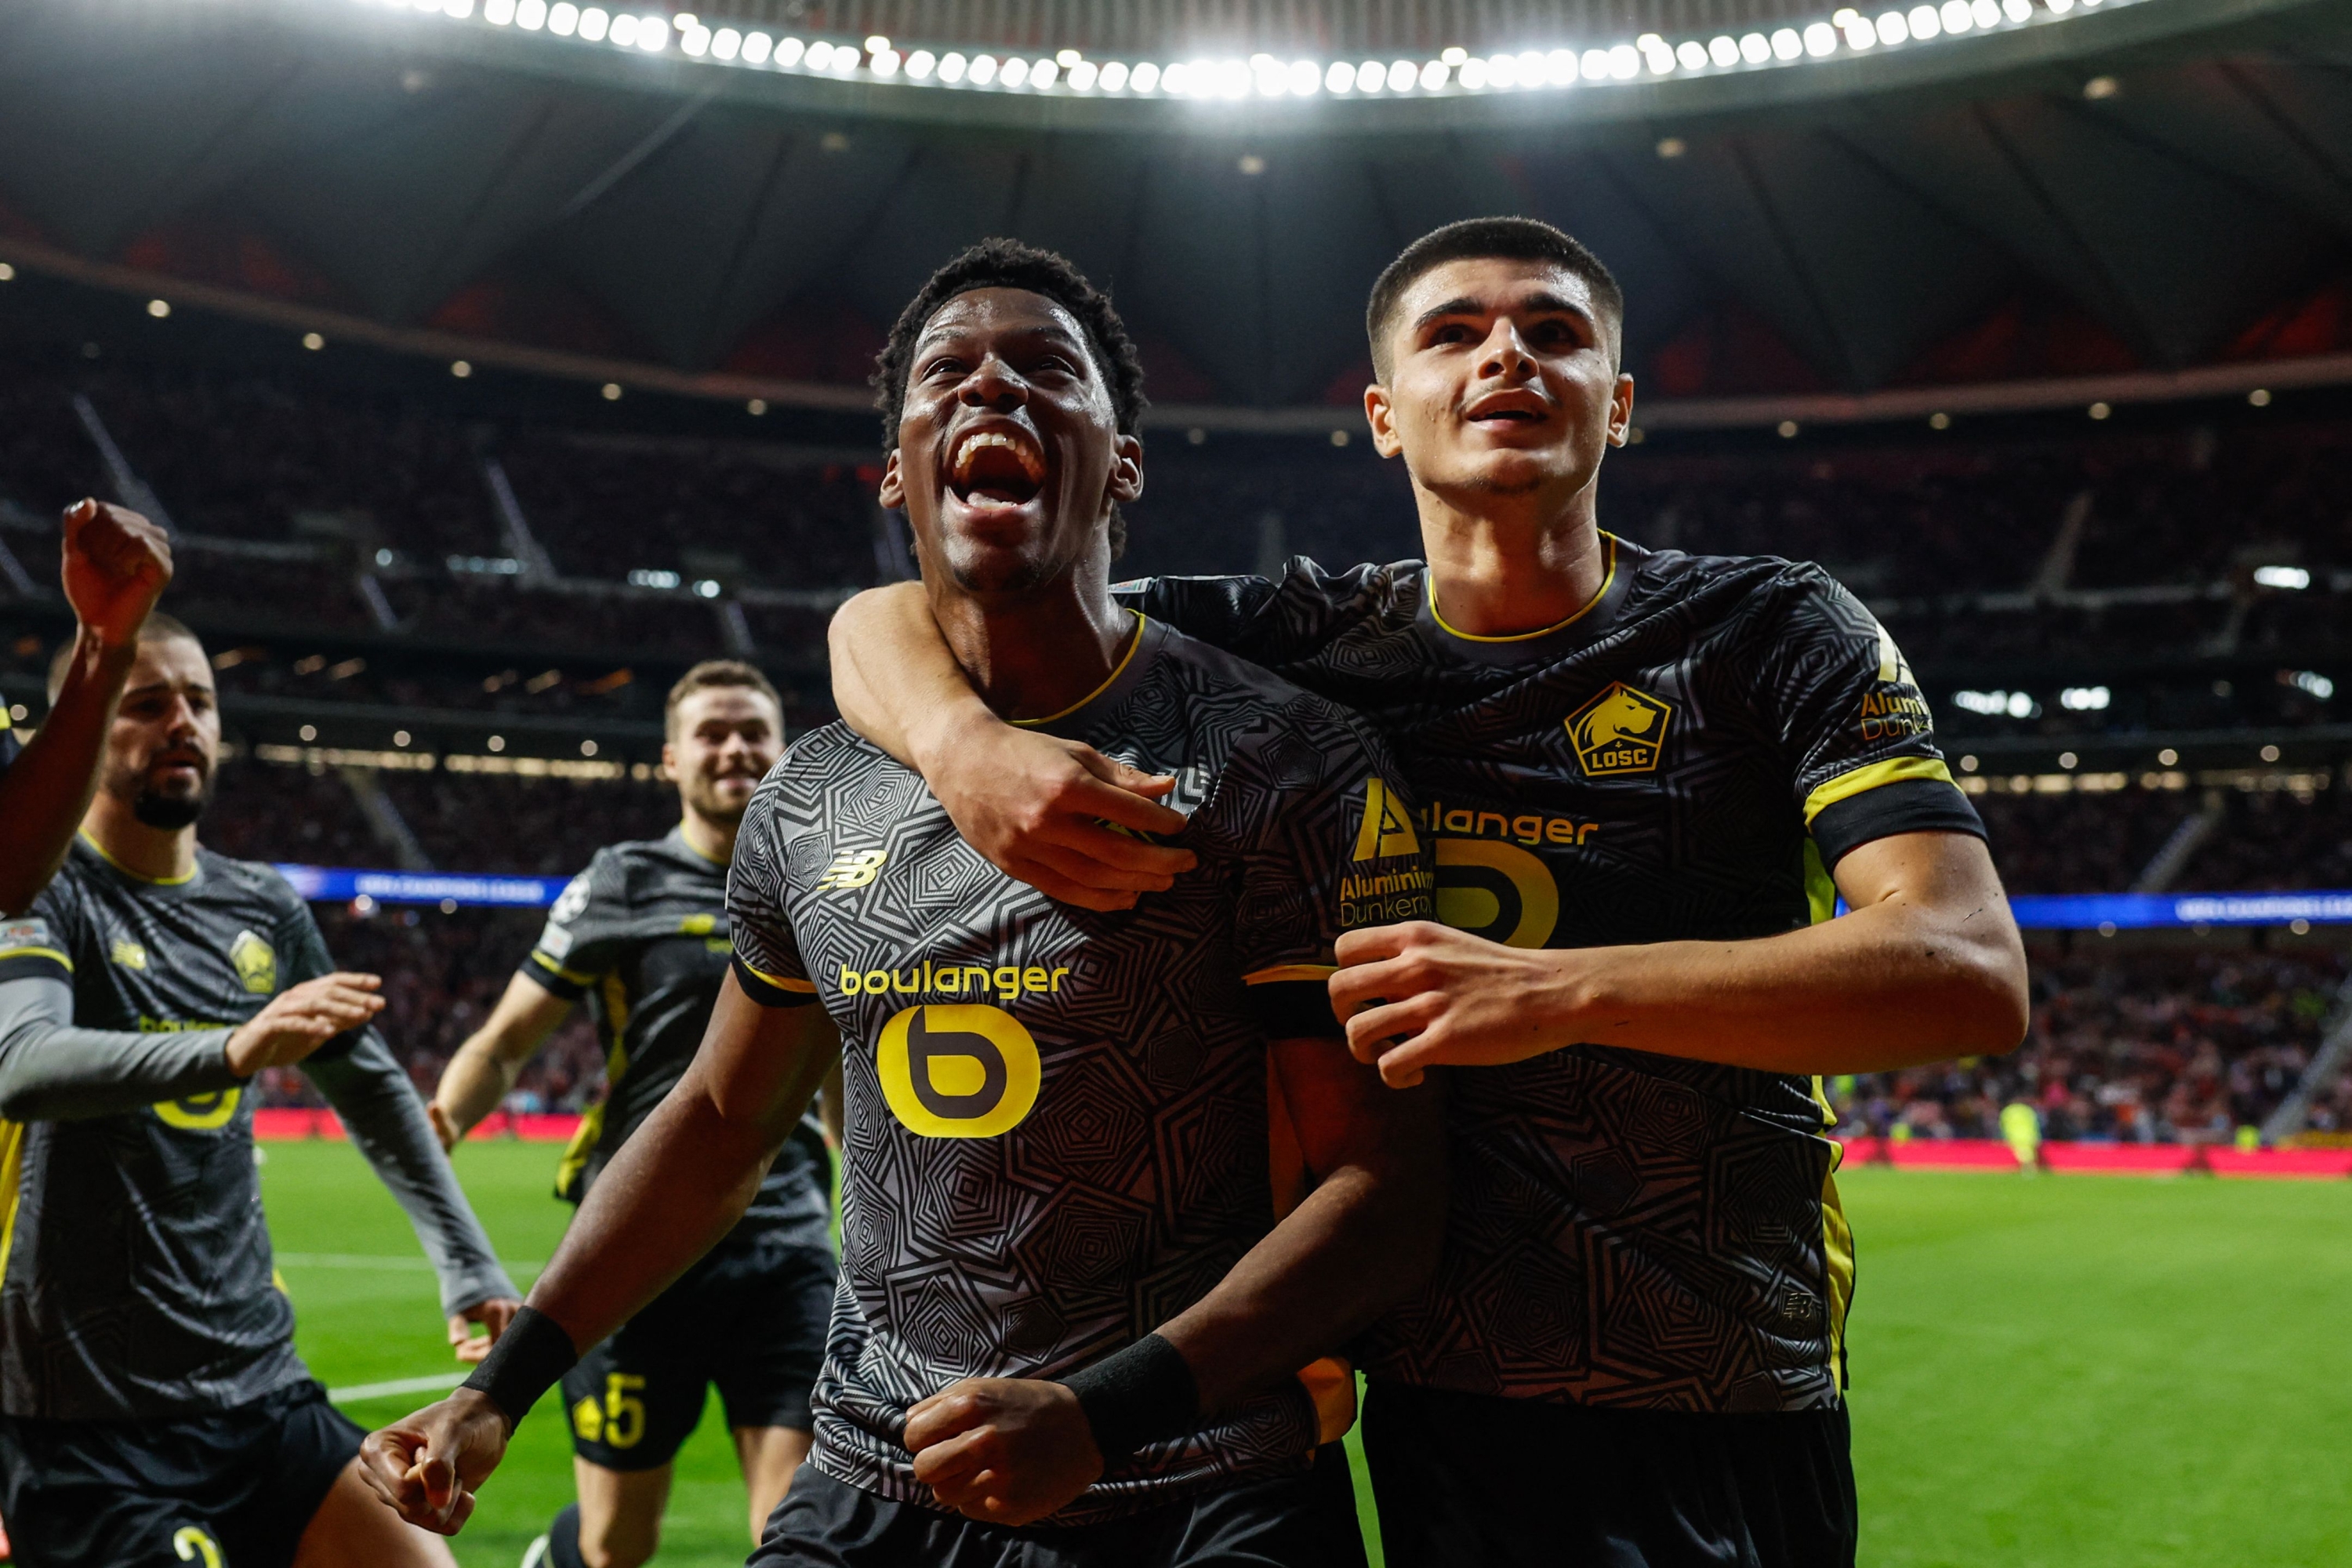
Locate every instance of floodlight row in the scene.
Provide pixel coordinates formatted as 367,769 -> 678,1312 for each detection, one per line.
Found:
350,0 -> 2130,101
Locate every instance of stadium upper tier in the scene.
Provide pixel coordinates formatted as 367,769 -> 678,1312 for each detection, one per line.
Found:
1,0 -> 2347,425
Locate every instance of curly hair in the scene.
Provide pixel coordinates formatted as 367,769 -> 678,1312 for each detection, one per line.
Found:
872,238 -> 1147,557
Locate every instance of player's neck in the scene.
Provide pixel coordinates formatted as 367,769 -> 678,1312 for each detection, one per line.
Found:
929,572 -> 1135,724
79,793 -> 196,883
1414,479 -> 1609,638
678,807 -> 738,865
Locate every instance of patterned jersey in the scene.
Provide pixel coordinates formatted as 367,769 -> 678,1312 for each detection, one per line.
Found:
0,839 -> 510,1418
726,615 -> 1432,1523
522,827 -> 831,1254
1118,535 -> 1984,1414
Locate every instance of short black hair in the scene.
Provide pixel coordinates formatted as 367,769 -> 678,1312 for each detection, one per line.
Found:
1365,217 -> 1625,379
873,239 -> 1148,557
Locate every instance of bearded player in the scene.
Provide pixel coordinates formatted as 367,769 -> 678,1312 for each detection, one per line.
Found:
830,217 -> 2031,1566
427,660 -> 839,1568
0,612 -> 520,1567
361,239 -> 1445,1566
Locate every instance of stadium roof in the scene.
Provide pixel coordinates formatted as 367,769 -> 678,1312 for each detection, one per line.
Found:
2,0 -> 2349,427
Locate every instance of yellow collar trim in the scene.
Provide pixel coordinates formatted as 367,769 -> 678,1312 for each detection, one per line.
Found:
1428,533 -> 1618,644
78,829 -> 196,886
1012,612 -> 1147,728
675,822 -> 731,867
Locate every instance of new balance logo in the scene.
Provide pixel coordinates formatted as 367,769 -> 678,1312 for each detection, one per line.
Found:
815,848 -> 889,892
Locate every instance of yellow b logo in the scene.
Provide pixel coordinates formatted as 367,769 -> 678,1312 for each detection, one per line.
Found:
877,1004 -> 1041,1138
1434,839 -> 1559,949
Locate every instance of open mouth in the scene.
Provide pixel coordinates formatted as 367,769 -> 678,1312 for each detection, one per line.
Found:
949,428 -> 1047,508
1465,391 -> 1549,427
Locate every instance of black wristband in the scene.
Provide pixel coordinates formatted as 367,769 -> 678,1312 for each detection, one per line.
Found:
459,1305 -> 579,1429
1057,1333 -> 1199,1464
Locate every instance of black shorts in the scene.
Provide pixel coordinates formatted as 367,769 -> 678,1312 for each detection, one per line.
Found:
563,1238 -> 835,1472
0,1379 -> 363,1568
1361,1380 -> 1856,1568
750,1444 -> 1367,1568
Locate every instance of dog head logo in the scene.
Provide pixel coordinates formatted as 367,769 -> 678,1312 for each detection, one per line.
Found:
1566,683 -> 1673,776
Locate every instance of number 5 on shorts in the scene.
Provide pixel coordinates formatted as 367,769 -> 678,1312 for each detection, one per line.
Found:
602,1371 -> 646,1449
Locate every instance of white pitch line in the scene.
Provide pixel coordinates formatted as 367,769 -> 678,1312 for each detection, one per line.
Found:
327,1372 -> 467,1404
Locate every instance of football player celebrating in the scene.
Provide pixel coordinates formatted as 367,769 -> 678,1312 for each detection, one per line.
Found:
826,217 -> 2031,1567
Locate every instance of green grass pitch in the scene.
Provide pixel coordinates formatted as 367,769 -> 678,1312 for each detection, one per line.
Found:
263,1141 -> 2352,1567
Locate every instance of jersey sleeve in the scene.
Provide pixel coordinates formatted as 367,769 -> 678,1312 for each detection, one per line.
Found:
1224,702 -> 1436,1039
1117,558 -> 1406,669
1758,567 -> 1984,870
518,850 -> 631,1001
0,706 -> 19,772
724,778 -> 818,1009
0,880 -> 241,1120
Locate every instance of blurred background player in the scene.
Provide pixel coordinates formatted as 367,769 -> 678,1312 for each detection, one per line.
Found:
428,659 -> 840,1568
0,499 -> 172,915
0,612 -> 520,1568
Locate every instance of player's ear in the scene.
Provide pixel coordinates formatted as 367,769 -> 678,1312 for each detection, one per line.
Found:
1606,373 -> 1635,448
877,448 -> 907,509
1108,432 -> 1144,506
1364,383 -> 1403,460
659,739 -> 677,781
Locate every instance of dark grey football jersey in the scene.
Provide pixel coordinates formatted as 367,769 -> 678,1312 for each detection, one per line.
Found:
522,827 -> 831,1254
726,616 -> 1432,1523
0,839 -> 513,1419
1120,537 -> 1986,1414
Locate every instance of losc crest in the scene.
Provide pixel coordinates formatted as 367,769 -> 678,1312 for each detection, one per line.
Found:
1566,682 -> 1673,776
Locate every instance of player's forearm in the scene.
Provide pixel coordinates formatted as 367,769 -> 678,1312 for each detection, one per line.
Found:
1548,899 -> 2029,1074
523,1076 -> 798,1349
0,977 -> 239,1119
0,633 -> 136,915
310,1033 -> 520,1312
1159,1154 -> 1444,1418
828,582 -> 990,771
434,1033 -> 523,1139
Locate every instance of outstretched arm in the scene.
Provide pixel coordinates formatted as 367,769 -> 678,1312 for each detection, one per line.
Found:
0,965 -> 382,1120
358,975 -> 838,1534
305,1030 -> 522,1360
0,501 -> 172,915
902,1038 -> 1446,1526
428,974 -> 572,1151
1332,829 -> 2030,1083
828,585 -> 1193,911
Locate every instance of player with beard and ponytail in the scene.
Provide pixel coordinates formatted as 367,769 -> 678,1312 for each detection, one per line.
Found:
0,613 -> 521,1568
426,661 -> 840,1568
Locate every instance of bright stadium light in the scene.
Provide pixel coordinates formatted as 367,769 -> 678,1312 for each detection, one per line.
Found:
2252,564 -> 2310,590
383,0 -> 2143,103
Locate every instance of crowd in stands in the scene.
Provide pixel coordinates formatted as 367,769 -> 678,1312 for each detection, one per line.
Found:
249,906 -> 607,1113
201,759 -> 683,877
1830,944 -> 2350,1142
5,350 -> 2350,684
